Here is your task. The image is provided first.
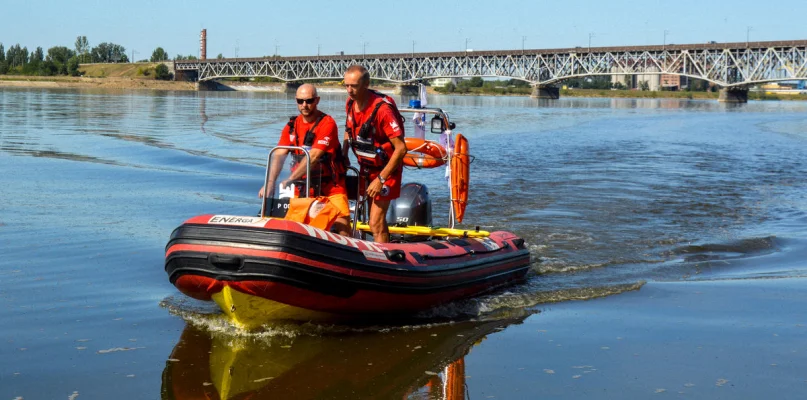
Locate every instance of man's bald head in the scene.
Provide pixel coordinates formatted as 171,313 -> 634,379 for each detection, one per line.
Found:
296,83 -> 318,99
294,83 -> 320,119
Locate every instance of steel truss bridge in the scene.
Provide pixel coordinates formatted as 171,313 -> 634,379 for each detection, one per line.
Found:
175,40 -> 807,88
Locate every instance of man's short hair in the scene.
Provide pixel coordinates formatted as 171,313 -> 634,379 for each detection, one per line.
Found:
346,65 -> 370,85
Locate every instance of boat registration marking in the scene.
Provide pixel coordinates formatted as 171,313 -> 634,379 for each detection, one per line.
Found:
208,215 -> 269,227
475,238 -> 501,251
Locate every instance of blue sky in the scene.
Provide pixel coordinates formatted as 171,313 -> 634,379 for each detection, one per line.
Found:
2,0 -> 805,59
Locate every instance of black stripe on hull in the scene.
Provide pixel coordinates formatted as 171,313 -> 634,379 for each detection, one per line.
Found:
167,250 -> 531,297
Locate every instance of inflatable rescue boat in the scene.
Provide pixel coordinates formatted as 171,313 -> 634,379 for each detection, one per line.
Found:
165,107 -> 531,329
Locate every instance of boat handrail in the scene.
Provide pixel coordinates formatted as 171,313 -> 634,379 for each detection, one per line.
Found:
260,146 -> 311,219
398,107 -> 451,132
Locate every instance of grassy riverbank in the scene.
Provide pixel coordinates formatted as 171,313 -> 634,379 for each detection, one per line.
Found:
0,62 -> 194,91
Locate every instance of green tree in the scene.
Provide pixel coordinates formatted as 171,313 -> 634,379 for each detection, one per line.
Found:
468,76 -> 484,87
151,47 -> 168,62
639,80 -> 650,91
0,44 -> 6,74
39,60 -> 58,76
67,56 -> 80,76
31,47 -> 44,63
74,36 -> 89,56
74,36 -> 91,63
155,63 -> 172,80
216,53 -> 223,59
47,46 -> 75,75
91,42 -> 127,63
6,44 -> 29,68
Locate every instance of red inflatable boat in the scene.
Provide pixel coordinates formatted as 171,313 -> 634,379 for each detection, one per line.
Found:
164,107 -> 531,329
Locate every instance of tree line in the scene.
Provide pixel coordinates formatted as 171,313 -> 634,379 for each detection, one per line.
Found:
0,36 -> 132,76
0,35 -> 201,78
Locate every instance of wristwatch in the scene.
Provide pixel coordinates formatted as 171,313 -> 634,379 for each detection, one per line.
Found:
377,175 -> 386,185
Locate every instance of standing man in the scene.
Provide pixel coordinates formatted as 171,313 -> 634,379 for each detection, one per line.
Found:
342,65 -> 407,243
259,83 -> 350,235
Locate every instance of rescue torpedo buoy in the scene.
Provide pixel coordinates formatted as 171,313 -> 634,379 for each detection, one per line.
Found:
450,134 -> 470,223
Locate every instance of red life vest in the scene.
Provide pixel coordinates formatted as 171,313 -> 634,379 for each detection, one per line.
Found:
287,112 -> 346,181
346,90 -> 405,169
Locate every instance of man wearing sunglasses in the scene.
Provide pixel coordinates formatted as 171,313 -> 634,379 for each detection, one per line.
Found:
259,83 -> 350,235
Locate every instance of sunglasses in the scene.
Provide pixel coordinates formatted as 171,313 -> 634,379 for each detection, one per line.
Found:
296,97 -> 318,105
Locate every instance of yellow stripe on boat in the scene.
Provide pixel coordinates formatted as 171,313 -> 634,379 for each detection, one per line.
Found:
211,285 -> 341,330
355,222 -> 490,238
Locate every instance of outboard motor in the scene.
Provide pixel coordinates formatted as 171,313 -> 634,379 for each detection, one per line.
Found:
387,182 -> 432,242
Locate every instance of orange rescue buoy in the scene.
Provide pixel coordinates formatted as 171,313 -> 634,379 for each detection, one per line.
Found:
403,138 -> 447,168
450,134 -> 469,223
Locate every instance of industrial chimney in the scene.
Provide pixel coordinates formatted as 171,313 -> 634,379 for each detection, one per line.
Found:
200,29 -> 207,60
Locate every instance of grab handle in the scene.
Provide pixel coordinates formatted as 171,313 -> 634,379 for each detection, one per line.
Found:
208,254 -> 243,271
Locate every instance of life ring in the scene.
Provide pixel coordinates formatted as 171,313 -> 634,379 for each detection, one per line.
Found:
450,134 -> 469,223
402,138 -> 447,168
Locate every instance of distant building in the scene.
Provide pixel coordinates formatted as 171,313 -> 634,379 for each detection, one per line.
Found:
661,74 -> 682,90
430,78 -> 459,88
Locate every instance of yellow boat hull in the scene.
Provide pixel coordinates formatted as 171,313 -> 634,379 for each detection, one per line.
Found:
211,286 -> 344,330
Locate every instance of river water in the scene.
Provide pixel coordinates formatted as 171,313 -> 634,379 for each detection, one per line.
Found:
2,87 -> 807,399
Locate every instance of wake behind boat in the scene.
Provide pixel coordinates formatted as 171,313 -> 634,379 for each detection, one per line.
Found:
164,106 -> 531,329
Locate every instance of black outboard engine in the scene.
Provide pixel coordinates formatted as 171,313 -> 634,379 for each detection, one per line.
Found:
387,183 -> 432,241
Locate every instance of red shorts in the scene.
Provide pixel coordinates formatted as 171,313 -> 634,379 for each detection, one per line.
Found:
361,168 -> 402,201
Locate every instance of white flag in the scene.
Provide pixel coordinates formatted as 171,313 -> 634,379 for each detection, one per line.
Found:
411,83 -> 429,139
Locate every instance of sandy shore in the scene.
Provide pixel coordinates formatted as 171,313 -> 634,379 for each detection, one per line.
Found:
0,76 -> 197,91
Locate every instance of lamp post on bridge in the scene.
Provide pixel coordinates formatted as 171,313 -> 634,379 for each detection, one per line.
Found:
746,26 -> 753,48
465,37 -> 471,52
522,36 -> 527,54
588,32 -> 595,52
412,40 -> 416,57
663,30 -> 669,50
362,41 -> 368,57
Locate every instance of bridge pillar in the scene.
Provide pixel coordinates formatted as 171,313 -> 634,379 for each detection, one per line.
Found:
283,82 -> 302,94
196,80 -> 218,91
531,85 -> 560,99
394,84 -> 419,96
718,88 -> 749,103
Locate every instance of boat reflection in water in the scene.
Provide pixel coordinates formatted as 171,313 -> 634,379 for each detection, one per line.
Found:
161,316 -> 525,400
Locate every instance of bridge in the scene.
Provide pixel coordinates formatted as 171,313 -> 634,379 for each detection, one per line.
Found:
174,40 -> 807,102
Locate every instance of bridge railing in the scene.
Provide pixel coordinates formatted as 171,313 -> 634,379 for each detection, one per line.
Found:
175,40 -> 807,88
